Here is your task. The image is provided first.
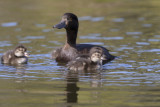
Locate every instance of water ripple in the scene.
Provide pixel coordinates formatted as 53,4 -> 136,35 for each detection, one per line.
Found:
82,42 -> 104,45
154,35 -> 160,38
137,49 -> 160,53
35,24 -> 46,27
91,17 -> 104,22
0,41 -> 12,47
136,42 -> 150,45
116,47 -> 134,51
80,36 -> 123,40
148,39 -> 160,42
78,16 -> 104,22
112,18 -> 125,22
104,63 -> 133,69
23,36 -> 45,40
142,24 -> 152,27
1,22 -> 18,27
126,32 -> 143,35
138,64 -> 160,69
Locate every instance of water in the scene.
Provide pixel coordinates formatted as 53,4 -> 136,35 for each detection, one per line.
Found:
0,0 -> 160,107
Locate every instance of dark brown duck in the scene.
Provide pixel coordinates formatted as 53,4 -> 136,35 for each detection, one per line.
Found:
52,13 -> 115,64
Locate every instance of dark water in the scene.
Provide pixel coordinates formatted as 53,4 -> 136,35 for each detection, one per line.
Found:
0,0 -> 160,107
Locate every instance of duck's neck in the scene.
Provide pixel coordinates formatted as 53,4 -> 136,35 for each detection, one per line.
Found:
66,29 -> 77,47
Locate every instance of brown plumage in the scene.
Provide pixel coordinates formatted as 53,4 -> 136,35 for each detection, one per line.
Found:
52,13 -> 115,64
67,47 -> 106,71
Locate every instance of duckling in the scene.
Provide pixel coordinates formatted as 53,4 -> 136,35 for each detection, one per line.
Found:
1,44 -> 29,65
52,13 -> 115,64
67,47 -> 106,71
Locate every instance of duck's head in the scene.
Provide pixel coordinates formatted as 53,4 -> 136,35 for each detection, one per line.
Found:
53,13 -> 79,31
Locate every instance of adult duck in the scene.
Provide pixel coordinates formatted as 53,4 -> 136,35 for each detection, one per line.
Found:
52,13 -> 115,64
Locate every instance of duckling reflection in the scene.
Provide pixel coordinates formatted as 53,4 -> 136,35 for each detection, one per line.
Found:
1,44 -> 29,65
67,47 -> 106,71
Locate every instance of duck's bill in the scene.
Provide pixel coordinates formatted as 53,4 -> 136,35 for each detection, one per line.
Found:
53,21 -> 66,29
24,52 -> 29,57
101,55 -> 107,60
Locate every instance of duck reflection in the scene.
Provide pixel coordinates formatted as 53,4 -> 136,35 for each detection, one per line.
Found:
65,71 -> 79,103
65,70 -> 102,104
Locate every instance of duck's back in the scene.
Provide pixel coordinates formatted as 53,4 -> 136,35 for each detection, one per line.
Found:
76,44 -> 115,64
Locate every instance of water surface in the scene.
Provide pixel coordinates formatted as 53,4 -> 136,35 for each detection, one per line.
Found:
0,0 -> 160,107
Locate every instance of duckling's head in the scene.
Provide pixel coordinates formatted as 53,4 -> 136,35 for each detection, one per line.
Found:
53,13 -> 79,31
90,47 -> 106,63
90,52 -> 101,63
14,44 -> 29,57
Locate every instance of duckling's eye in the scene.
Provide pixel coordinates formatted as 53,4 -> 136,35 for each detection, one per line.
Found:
95,53 -> 101,58
22,48 -> 25,52
19,48 -> 24,52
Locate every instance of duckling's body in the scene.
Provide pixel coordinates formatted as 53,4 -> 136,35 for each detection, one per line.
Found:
52,13 -> 115,64
1,44 -> 29,65
67,55 -> 99,71
67,47 -> 105,71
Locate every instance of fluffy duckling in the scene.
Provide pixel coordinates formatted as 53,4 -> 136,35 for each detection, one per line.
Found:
67,47 -> 106,71
1,44 -> 29,65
